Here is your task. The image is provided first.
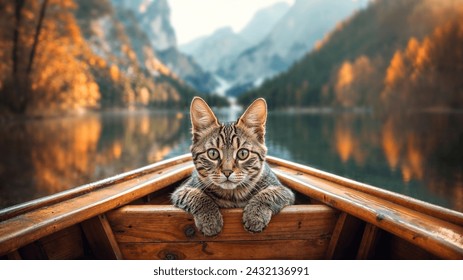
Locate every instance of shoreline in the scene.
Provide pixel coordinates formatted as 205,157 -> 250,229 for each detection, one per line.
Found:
2,105 -> 463,123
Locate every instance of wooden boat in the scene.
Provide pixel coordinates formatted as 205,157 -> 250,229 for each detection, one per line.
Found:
0,154 -> 462,260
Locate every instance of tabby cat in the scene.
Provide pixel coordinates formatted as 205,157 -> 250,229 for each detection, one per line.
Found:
171,97 -> 295,236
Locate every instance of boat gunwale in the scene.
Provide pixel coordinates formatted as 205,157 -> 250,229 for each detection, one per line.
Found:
0,161 -> 194,256
272,166 -> 463,259
267,156 -> 463,226
0,154 -> 192,222
4,154 -> 460,225
0,154 -> 462,259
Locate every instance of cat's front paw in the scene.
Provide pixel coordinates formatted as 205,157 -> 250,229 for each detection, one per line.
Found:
243,203 -> 272,233
193,210 -> 223,237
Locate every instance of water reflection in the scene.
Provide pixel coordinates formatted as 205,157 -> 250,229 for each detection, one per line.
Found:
380,113 -> 463,211
0,111 -> 190,208
266,112 -> 463,212
0,110 -> 462,212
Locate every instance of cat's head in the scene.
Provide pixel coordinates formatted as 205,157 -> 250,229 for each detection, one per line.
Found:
189,97 -> 268,190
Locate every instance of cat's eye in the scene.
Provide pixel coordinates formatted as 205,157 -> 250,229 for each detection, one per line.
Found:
207,148 -> 220,160
237,148 -> 249,160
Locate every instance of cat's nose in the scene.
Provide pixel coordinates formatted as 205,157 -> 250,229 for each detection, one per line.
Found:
222,169 -> 233,178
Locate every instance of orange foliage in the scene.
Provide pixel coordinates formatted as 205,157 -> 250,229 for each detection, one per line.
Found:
0,0 -> 102,115
0,0 -> 193,114
382,13 -> 463,110
138,87 -> 149,105
384,51 -> 405,88
336,62 -> 354,92
110,64 -> 120,82
334,56 -> 376,107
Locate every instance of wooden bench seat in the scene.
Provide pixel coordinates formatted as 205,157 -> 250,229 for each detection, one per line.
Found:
106,204 -> 338,259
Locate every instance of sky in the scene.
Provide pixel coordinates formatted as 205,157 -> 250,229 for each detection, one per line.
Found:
168,0 -> 295,45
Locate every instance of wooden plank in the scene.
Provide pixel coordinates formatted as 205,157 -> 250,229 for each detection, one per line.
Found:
18,241 -> 48,259
267,156 -> 463,226
356,223 -> 380,259
119,239 -> 329,260
37,225 -> 85,259
326,213 -> 365,259
17,225 -> 85,260
107,205 -> 337,243
81,214 -> 123,260
271,165 -> 463,259
376,232 -> 438,260
326,212 -> 347,259
6,250 -> 22,260
0,162 -> 194,256
0,154 -> 192,222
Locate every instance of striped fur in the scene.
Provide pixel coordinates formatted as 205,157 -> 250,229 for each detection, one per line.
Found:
171,97 -> 295,236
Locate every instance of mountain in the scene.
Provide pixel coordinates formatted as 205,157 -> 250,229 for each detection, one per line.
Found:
178,36 -> 206,58
157,47 -> 220,94
110,0 -> 219,93
111,0 -> 176,51
220,0 -> 369,96
75,0 -> 197,108
179,2 -> 290,74
0,0 -> 209,115
238,0 -> 463,110
179,27 -> 250,73
239,2 -> 291,48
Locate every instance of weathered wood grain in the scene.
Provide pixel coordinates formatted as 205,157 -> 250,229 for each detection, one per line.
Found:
17,225 -> 85,259
119,239 -> 329,260
0,154 -> 192,222
267,156 -> 463,226
271,165 -> 463,259
107,205 -> 337,243
325,212 -> 365,259
81,214 -> 123,259
1,153 -> 462,260
357,223 -> 381,259
0,162 -> 194,256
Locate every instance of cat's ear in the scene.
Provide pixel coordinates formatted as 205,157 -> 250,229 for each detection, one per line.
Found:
190,97 -> 219,138
237,98 -> 267,143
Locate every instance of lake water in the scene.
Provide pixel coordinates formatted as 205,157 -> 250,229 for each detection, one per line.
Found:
0,109 -> 462,212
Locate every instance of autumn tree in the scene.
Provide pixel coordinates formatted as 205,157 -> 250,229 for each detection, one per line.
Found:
382,15 -> 463,111
0,0 -> 99,116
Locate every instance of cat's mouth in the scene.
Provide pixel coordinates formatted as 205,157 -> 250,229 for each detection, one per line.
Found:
220,180 -> 238,190
211,174 -> 244,190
